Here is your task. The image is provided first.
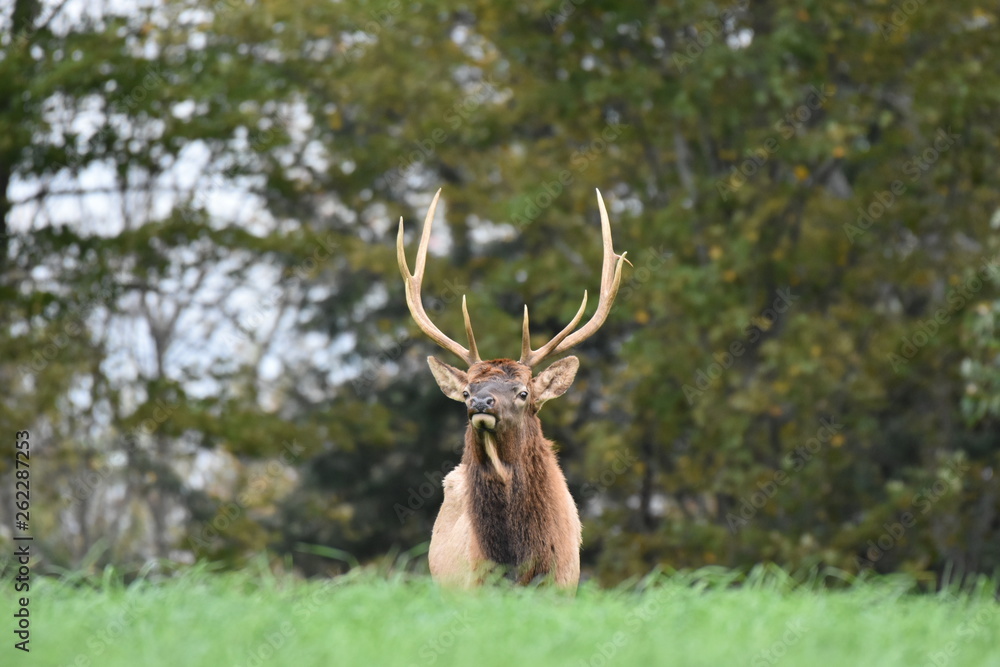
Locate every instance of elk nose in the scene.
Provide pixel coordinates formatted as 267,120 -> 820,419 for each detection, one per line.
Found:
470,395 -> 495,412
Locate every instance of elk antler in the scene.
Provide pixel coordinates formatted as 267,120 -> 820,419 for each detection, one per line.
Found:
397,189 -> 482,366
519,188 -> 628,368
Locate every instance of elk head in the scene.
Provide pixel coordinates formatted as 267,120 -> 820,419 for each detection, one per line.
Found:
397,188 -> 627,586
396,187 -> 627,401
424,356 -> 581,483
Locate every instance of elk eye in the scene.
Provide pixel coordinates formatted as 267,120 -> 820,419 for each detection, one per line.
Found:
462,391 -> 469,399
519,391 -> 528,400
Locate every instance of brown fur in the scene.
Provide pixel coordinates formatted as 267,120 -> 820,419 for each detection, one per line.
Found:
427,358 -> 582,588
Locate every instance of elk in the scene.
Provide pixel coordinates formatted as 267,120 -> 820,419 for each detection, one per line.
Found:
397,189 -> 627,588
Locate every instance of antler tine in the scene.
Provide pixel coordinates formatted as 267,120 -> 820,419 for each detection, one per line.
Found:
521,189 -> 628,367
413,187 -> 439,280
462,295 -> 479,362
550,188 -> 628,355
519,292 -> 588,366
597,186 -> 619,294
520,305 -> 531,364
397,189 -> 482,365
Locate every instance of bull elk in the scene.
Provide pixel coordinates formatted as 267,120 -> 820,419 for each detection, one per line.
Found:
397,189 -> 627,588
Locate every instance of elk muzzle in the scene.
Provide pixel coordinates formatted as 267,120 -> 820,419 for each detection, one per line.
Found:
468,392 -> 497,431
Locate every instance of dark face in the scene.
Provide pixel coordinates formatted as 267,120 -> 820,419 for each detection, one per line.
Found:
426,356 -> 581,434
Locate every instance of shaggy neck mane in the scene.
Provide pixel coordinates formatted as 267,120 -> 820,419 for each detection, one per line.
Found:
462,414 -> 560,580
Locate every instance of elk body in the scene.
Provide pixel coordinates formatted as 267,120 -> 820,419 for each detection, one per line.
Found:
397,189 -> 627,588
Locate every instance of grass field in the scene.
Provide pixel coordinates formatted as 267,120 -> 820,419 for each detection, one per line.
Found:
7,563 -> 1000,666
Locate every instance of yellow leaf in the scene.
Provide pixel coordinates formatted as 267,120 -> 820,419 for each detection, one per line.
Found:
794,165 -> 810,181
635,310 -> 650,324
709,245 -> 723,261
833,146 -> 845,158
832,434 -> 845,448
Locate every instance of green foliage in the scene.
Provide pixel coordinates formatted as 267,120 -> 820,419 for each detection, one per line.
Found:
1,0 -> 999,585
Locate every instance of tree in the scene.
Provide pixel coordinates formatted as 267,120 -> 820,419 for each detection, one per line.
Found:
2,0 -> 998,585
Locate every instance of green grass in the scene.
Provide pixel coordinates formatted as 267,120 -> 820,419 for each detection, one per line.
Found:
8,564 -> 1000,666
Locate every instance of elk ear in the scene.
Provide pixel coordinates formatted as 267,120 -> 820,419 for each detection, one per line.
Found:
427,356 -> 468,402
531,356 -> 580,408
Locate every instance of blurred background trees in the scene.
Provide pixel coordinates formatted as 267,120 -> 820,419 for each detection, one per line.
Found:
1,0 -> 998,586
